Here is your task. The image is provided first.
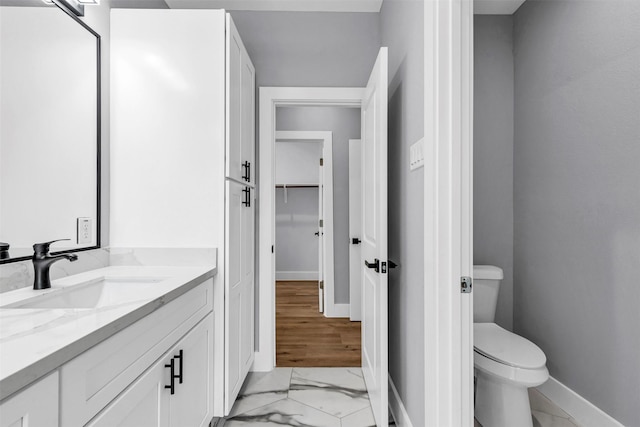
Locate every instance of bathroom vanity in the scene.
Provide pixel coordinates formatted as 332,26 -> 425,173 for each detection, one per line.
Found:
0,266 -> 216,427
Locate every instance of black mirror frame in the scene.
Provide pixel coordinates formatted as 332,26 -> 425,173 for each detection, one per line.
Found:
0,5 -> 101,264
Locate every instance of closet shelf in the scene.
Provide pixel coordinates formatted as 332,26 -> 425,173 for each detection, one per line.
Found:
275,184 -> 319,188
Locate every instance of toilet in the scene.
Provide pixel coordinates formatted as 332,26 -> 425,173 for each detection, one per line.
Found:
473,265 -> 549,427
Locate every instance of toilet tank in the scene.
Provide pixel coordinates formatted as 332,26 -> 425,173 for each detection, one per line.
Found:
473,265 -> 503,322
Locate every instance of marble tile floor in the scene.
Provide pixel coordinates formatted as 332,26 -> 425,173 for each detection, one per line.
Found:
216,367 -> 396,427
474,388 -> 581,427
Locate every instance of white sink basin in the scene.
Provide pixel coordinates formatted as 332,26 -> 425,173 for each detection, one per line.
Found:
2,277 -> 167,309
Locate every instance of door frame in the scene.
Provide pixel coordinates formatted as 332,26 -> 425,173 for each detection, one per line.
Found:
255,87 -> 364,371
274,130 -> 337,316
348,139 -> 362,321
423,0 -> 474,426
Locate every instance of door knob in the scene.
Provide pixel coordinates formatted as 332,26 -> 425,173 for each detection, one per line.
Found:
364,258 -> 380,273
315,231 -> 320,236
352,238 -> 361,244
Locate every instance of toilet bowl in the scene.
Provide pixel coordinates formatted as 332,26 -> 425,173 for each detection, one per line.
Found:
473,266 -> 549,427
474,323 -> 548,427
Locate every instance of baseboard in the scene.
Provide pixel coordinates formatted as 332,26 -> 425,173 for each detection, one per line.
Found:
250,351 -> 273,372
325,303 -> 350,318
275,271 -> 319,281
389,377 -> 414,427
537,376 -> 623,427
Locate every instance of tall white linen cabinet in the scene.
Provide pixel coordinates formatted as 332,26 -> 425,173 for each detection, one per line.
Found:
110,9 -> 256,417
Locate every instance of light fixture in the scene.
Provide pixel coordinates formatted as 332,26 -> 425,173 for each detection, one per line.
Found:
50,0 -> 85,17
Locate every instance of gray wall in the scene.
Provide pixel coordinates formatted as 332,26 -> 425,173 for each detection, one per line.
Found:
473,15 -> 514,331
380,0 -> 425,425
276,106 -> 361,303
275,187 -> 319,274
513,1 -> 640,425
230,11 -> 381,87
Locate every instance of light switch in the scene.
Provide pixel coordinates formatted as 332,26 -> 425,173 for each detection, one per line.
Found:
410,138 -> 424,171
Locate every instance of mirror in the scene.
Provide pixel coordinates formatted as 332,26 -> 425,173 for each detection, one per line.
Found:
0,2 -> 101,263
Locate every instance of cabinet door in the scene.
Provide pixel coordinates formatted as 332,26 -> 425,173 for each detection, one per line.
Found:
0,372 -> 58,427
86,361 -> 169,427
240,186 -> 255,374
226,14 -> 255,185
240,32 -> 255,185
169,314 -> 214,427
225,180 -> 244,411
225,13 -> 243,182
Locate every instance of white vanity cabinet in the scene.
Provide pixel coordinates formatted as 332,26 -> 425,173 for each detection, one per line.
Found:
87,313 -> 213,427
60,279 -> 214,426
0,372 -> 59,427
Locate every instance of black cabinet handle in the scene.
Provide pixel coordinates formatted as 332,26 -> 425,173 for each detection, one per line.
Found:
164,358 -> 176,395
242,161 -> 251,182
175,349 -> 183,384
242,187 -> 251,207
365,258 -> 380,273
351,238 -> 361,245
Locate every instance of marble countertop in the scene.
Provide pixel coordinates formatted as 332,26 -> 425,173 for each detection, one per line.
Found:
0,265 -> 216,401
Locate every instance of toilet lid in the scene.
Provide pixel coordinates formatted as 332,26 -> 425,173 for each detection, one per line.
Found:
474,323 -> 546,369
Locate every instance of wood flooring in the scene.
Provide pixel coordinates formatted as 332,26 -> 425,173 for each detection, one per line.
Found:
276,281 -> 361,367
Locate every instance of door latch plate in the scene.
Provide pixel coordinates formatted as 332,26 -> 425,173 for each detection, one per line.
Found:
461,276 -> 472,293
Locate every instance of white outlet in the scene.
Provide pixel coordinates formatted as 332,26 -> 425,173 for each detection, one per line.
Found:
77,217 -> 92,244
410,138 -> 425,171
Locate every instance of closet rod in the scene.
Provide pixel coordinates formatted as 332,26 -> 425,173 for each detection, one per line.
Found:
275,184 -> 319,188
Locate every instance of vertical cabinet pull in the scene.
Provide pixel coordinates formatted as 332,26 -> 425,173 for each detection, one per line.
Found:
164,358 -> 176,395
175,349 -> 183,384
242,187 -> 251,207
164,350 -> 184,394
242,161 -> 251,182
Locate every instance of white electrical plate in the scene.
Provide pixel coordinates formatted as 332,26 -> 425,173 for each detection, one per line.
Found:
410,138 -> 425,170
77,217 -> 92,244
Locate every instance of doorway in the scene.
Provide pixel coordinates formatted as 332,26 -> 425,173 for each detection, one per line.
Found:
257,46 -> 389,426
274,125 -> 360,367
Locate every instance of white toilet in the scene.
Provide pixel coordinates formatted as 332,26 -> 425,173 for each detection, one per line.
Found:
473,265 -> 549,427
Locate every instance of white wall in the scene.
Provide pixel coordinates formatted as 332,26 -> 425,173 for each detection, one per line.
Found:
0,7 -> 98,251
109,10 -> 225,248
275,141 -> 320,185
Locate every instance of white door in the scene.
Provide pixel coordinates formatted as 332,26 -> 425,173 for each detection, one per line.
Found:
318,163 -> 324,313
361,47 -> 388,427
349,139 -> 362,321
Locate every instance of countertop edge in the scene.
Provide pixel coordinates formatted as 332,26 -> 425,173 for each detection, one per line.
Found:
0,267 -> 216,401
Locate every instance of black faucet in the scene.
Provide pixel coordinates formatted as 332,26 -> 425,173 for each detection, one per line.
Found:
33,239 -> 78,290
